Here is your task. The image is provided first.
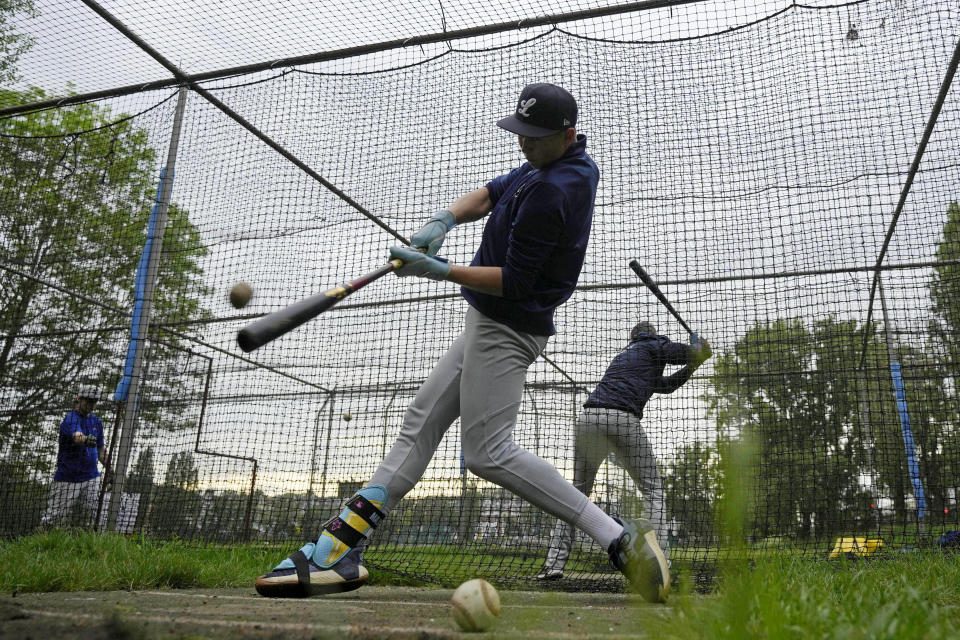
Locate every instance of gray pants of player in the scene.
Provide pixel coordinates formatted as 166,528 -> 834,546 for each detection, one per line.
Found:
41,477 -> 101,526
370,306 -> 595,528
542,407 -> 667,573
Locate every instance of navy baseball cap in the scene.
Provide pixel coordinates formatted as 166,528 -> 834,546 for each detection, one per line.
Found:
497,83 -> 578,138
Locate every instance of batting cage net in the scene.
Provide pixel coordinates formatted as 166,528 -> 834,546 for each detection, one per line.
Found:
1,0 -> 959,591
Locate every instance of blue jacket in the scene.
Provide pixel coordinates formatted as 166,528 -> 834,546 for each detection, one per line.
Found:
462,134 -> 599,336
584,333 -> 696,418
54,410 -> 104,482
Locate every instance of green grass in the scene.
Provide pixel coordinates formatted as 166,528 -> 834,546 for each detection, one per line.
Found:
0,529 -> 425,593
3,530 -> 959,638
0,530 -> 271,592
663,554 -> 960,639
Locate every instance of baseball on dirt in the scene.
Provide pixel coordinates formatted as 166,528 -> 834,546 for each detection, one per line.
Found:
229,282 -> 253,309
451,578 -> 501,632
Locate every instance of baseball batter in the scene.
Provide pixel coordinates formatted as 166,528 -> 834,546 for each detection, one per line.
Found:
537,322 -> 711,580
256,83 -> 670,603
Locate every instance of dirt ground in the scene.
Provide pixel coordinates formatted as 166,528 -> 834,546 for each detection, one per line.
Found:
0,585 -> 672,639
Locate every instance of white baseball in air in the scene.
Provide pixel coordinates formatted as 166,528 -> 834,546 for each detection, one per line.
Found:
229,281 -> 253,309
342,411 -> 352,422
451,578 -> 501,632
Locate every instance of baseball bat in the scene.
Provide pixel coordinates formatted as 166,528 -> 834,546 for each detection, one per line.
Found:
237,259 -> 403,352
628,260 -> 695,336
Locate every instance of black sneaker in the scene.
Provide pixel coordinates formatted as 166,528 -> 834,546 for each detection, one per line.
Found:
607,517 -> 670,603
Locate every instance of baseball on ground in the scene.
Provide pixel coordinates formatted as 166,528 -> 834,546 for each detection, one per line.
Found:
451,578 -> 501,632
229,282 -> 253,309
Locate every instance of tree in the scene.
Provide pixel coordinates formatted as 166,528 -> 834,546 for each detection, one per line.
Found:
0,458 -> 44,535
930,202 -> 960,368
705,317 -> 887,539
126,446 -> 156,493
0,87 -> 211,475
922,200 -> 960,523
893,345 -> 958,525
147,451 -> 201,537
126,446 -> 156,531
0,0 -> 35,86
662,441 -> 719,545
164,451 -> 199,491
198,489 -> 252,542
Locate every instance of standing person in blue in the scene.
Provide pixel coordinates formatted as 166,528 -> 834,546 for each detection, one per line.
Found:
536,321 -> 712,581
256,83 -> 670,603
40,385 -> 110,527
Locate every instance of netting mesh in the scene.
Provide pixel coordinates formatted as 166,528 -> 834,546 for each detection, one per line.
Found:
2,0 -> 959,591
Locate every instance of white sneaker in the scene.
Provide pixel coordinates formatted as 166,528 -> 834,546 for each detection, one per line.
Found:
535,568 -> 564,581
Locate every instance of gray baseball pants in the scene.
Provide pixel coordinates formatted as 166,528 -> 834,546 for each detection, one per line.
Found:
41,477 -> 101,526
542,407 -> 667,573
369,306 -> 596,528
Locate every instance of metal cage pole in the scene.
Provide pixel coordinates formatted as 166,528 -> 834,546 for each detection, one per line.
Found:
106,86 -> 189,531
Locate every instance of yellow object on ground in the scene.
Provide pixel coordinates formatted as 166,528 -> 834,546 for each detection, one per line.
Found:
829,537 -> 883,558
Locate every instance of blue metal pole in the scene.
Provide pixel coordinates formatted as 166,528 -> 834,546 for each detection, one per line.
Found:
889,362 -> 926,521
877,276 -> 926,533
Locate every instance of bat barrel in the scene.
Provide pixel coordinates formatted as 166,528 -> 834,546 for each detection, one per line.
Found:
236,329 -> 261,353
236,260 -> 402,352
237,291 -> 338,352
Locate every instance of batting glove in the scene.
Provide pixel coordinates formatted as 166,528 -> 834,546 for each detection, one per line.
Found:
390,246 -> 451,281
690,333 -> 712,363
410,209 -> 455,257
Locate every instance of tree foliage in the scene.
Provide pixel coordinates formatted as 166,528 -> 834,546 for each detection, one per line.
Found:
0,86 -> 211,475
704,317 -> 888,538
662,440 -> 719,545
127,446 -> 156,494
701,305 -> 960,539
923,200 -> 960,518
164,451 -> 199,491
0,0 -> 35,86
930,202 -> 960,370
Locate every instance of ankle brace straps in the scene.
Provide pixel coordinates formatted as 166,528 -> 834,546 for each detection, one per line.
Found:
323,516 -> 365,547
343,493 -> 384,530
322,493 -> 385,548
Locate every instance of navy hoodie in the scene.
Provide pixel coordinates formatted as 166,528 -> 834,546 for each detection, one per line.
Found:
584,333 -> 697,418
461,134 -> 599,336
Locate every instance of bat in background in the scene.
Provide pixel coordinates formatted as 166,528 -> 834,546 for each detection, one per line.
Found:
237,259 -> 402,352
628,259 -> 695,337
